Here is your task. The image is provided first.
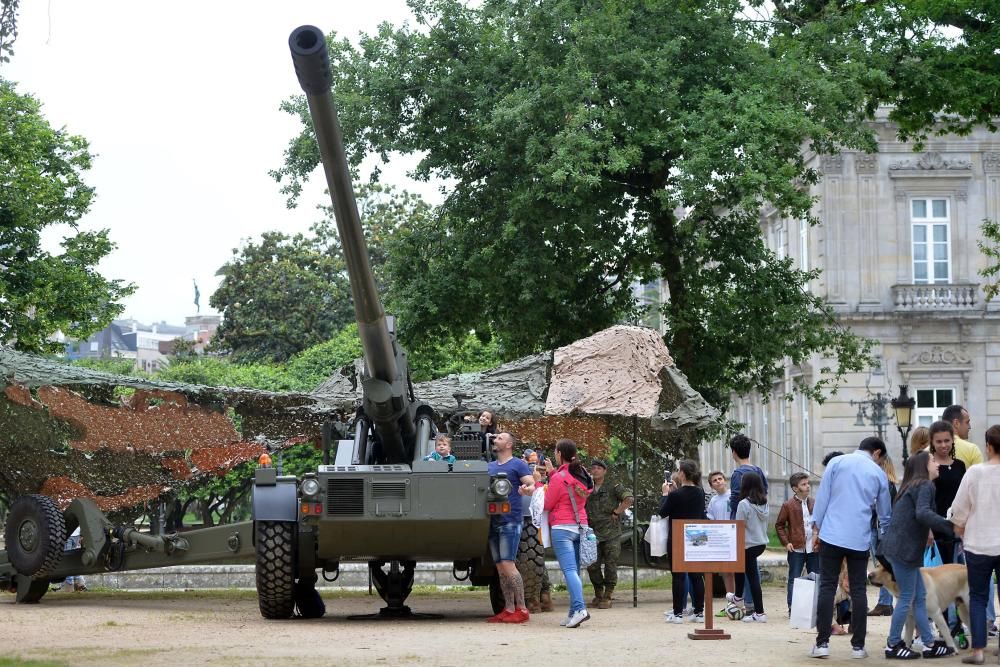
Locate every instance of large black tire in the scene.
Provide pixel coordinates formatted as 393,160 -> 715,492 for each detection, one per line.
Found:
517,521 -> 546,605
4,495 -> 66,578
488,576 -> 505,614
255,521 -> 296,619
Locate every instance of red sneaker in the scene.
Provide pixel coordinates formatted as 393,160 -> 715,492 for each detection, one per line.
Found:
501,608 -> 530,623
487,609 -> 513,623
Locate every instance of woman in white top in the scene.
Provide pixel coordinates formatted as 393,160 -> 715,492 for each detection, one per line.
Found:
950,425 -> 1000,665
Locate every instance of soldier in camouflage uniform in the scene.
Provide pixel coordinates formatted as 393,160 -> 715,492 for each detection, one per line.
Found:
585,459 -> 633,609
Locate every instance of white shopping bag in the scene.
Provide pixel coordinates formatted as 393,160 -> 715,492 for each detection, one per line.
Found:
790,574 -> 819,629
644,515 -> 668,557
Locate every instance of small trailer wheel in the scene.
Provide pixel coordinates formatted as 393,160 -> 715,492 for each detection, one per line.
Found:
4,495 -> 67,578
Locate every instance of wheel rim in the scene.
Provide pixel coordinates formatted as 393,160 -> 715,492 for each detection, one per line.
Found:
17,518 -> 39,553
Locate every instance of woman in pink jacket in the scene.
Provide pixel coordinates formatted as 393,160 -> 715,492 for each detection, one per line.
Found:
543,439 -> 594,628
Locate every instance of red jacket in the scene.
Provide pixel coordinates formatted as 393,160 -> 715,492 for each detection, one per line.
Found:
543,464 -> 592,527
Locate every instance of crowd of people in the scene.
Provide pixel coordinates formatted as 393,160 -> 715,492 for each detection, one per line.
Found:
483,402 -> 1000,664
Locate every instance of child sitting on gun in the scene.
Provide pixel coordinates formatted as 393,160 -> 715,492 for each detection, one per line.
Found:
424,434 -> 457,464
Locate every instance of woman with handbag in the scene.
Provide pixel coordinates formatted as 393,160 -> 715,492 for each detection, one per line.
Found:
879,450 -> 956,660
543,439 -> 594,628
659,459 -> 707,623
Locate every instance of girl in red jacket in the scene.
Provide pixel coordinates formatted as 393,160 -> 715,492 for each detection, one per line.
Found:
543,439 -> 594,628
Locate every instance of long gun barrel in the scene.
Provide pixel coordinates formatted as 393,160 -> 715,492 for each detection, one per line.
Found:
289,25 -> 412,463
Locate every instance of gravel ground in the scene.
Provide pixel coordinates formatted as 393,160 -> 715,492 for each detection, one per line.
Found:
0,586 -> 930,666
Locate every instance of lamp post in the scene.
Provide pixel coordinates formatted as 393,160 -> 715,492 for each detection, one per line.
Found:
891,384 -> 916,464
850,392 -> 891,441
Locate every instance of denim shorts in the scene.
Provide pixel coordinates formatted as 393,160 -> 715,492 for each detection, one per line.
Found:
489,521 -> 522,563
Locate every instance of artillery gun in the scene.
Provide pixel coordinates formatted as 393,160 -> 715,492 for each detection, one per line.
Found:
0,24 -> 514,618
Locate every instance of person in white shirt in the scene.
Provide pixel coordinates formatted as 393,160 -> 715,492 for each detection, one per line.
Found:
707,471 -> 735,607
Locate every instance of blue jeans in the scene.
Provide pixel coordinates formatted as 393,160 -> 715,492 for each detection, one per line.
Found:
787,550 -> 820,609
887,557 -> 937,647
552,527 -> 585,614
965,551 -> 1000,650
488,521 -> 522,563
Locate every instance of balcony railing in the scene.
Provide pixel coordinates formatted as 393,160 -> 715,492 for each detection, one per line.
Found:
891,283 -> 979,311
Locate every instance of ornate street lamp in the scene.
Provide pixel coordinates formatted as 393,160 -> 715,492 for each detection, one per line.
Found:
891,384 -> 916,463
850,392 -> 891,441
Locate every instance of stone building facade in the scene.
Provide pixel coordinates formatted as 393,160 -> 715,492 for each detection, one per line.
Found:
701,114 -> 1000,506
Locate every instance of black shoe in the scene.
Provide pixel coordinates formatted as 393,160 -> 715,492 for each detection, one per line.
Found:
922,641 -> 955,659
884,642 -> 921,660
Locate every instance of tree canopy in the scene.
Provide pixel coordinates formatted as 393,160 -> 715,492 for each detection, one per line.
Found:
0,79 -> 135,353
763,0 -> 998,145
210,183 -> 431,362
274,0 -> 879,405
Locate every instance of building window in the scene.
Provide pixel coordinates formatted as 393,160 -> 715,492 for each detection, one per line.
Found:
915,388 -> 955,427
911,198 -> 950,284
89,341 -> 99,352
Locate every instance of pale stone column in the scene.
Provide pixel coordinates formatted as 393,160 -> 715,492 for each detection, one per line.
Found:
855,153 -> 880,309
820,154 -> 845,305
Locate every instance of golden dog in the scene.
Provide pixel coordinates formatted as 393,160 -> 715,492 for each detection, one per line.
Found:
868,561 -> 970,650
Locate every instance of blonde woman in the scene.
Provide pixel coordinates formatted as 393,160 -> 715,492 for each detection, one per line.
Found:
869,455 -> 899,616
909,426 -> 930,457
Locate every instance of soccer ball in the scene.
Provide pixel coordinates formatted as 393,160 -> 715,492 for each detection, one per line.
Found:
725,601 -> 746,621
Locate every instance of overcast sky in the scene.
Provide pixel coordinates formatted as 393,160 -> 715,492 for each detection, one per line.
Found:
5,0 -> 437,326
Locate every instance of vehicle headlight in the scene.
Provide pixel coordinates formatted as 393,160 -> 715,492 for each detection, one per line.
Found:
492,478 -> 512,497
300,478 -> 321,498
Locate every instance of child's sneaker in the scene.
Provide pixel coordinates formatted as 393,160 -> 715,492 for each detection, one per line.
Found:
689,612 -> 705,623
663,613 -> 685,624
742,612 -> 768,623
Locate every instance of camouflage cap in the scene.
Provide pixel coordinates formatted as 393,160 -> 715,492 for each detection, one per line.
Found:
590,458 -> 608,469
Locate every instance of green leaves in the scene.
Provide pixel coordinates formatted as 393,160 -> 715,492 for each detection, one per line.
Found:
0,79 -> 135,353
209,183 -> 427,363
274,0 -> 879,407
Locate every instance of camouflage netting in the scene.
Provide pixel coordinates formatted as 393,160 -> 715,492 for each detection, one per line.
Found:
0,325 -> 718,513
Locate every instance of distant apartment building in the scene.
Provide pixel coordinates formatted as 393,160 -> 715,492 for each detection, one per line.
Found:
66,315 -> 221,373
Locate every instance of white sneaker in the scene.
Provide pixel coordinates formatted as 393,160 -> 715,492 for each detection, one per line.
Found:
742,612 -> 768,623
850,647 -> 867,659
559,615 -> 570,627
689,612 -> 705,623
663,613 -> 685,624
809,643 -> 830,659
565,609 -> 590,629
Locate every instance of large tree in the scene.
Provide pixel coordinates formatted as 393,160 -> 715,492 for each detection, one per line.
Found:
764,0 -> 998,145
273,0 -> 876,406
0,80 -> 135,353
210,183 -> 431,362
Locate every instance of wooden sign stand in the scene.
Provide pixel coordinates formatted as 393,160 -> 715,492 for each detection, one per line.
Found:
670,520 -> 745,640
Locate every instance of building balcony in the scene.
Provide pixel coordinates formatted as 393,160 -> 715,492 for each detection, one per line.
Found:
891,283 -> 980,312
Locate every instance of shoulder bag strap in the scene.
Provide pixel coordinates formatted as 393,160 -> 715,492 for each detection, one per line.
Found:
566,479 -> 584,529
